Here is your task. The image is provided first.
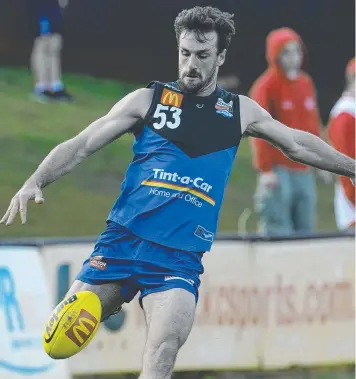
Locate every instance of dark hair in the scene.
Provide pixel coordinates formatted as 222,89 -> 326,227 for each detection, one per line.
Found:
174,6 -> 235,54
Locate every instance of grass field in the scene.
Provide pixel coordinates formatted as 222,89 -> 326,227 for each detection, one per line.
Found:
0,67 -> 336,239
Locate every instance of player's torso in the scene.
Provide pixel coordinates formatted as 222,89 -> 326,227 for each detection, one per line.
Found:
109,81 -> 242,252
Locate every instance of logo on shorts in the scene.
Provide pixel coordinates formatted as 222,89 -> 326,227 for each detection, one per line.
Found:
89,256 -> 107,271
164,276 -> 194,286
65,309 -> 98,347
194,225 -> 214,242
215,98 -> 233,118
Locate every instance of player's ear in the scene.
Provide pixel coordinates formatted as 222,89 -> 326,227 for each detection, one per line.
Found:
217,49 -> 227,67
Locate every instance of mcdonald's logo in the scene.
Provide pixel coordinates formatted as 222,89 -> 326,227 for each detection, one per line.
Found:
161,88 -> 183,108
65,309 -> 98,347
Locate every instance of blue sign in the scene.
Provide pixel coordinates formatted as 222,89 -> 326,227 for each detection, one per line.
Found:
0,247 -> 69,378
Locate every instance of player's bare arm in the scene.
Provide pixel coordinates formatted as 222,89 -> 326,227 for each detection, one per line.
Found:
1,88 -> 154,226
240,95 -> 355,181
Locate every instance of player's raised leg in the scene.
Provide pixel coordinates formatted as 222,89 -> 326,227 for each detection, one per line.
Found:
65,280 -> 125,321
139,288 -> 196,379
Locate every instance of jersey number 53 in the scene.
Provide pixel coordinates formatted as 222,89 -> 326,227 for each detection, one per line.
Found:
153,104 -> 182,130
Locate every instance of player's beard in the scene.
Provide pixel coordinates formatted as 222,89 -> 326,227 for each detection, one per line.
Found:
178,64 -> 217,94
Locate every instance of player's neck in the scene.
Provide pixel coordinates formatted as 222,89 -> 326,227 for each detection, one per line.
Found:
196,80 -> 217,97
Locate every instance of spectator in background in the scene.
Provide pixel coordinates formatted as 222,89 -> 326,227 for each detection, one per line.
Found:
29,0 -> 73,102
327,58 -> 355,231
249,27 -> 329,236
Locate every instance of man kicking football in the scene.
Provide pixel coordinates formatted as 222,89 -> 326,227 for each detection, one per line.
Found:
1,6 -> 355,379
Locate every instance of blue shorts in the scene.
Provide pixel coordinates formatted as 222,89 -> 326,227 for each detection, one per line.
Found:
76,221 -> 204,306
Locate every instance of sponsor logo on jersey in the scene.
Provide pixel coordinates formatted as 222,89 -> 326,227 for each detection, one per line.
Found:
194,225 -> 214,242
161,88 -> 184,108
65,309 -> 98,347
141,168 -> 215,206
215,98 -> 233,118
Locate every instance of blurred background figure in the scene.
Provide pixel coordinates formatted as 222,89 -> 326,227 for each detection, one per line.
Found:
327,57 -> 355,231
28,0 -> 73,102
249,27 -> 329,236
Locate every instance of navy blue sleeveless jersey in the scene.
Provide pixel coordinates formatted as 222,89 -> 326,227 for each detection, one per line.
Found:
108,81 -> 242,252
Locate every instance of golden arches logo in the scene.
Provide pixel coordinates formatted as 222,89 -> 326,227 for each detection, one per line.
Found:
65,309 -> 98,347
161,88 -> 183,108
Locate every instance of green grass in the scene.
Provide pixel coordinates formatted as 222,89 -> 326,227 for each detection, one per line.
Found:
0,67 -> 336,239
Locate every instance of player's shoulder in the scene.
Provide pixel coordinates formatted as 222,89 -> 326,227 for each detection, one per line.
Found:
146,80 -> 183,93
238,95 -> 272,135
123,87 -> 154,109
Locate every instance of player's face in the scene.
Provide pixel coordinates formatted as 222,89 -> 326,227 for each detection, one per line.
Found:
178,30 -> 226,94
279,41 -> 303,72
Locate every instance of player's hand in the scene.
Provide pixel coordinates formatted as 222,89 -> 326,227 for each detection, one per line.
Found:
0,182 -> 44,226
258,171 -> 278,189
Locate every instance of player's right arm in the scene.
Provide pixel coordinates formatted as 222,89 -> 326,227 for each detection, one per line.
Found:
1,88 -> 153,226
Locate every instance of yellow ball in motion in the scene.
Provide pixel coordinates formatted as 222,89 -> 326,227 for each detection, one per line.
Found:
43,291 -> 102,359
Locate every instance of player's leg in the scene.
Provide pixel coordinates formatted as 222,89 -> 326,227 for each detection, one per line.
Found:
139,288 -> 196,379
133,240 -> 203,378
44,221 -> 140,359
64,279 -> 125,321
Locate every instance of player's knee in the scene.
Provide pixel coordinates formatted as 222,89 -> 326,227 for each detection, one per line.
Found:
142,339 -> 179,376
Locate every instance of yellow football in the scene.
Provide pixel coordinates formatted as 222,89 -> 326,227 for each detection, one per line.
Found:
43,291 -> 102,359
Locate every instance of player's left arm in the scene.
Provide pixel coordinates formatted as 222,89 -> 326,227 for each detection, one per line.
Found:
239,95 -> 355,182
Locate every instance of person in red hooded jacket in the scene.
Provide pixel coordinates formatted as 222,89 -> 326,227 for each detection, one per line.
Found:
327,58 -> 355,231
249,27 -> 329,236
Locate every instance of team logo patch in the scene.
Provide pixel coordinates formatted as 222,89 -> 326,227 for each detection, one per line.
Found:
65,309 -> 98,347
194,225 -> 214,242
89,256 -> 107,271
215,98 -> 233,118
161,88 -> 183,108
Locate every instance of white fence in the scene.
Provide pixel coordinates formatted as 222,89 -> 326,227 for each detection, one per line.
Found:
0,234 -> 355,377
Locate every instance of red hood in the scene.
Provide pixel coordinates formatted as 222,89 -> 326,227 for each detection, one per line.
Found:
266,27 -> 306,74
